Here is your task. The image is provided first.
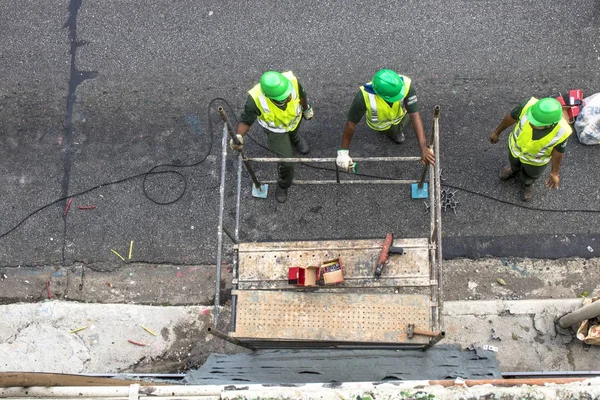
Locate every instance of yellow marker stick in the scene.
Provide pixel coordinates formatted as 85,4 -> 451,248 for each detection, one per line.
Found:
70,326 -> 88,334
111,249 -> 125,261
140,324 -> 157,336
128,241 -> 134,260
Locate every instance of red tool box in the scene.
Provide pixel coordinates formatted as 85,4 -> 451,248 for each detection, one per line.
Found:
288,266 -> 319,286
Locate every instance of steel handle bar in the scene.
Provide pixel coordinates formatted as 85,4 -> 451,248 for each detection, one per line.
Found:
246,156 -> 421,163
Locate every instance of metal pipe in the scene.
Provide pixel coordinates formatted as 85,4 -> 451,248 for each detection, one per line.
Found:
234,155 -> 242,251
558,299 -> 598,328
206,327 -> 257,350
238,244 -> 432,252
411,328 -> 445,338
428,331 -> 446,346
217,106 -> 236,138
260,179 -> 417,185
214,124 -> 228,323
217,106 -> 262,189
428,107 -> 438,331
418,107 -> 438,188
433,105 -> 443,329
230,154 -> 243,332
247,156 -> 421,163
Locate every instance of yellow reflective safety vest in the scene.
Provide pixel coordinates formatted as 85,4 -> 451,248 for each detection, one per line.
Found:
248,71 -> 302,133
360,75 -> 411,131
508,97 -> 572,166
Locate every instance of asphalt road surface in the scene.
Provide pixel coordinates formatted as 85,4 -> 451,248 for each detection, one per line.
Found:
1,0 -> 600,267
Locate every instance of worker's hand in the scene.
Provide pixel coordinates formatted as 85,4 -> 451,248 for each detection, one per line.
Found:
489,132 -> 501,144
336,149 -> 356,172
229,134 -> 244,151
546,172 -> 560,189
302,105 -> 314,120
420,147 -> 435,166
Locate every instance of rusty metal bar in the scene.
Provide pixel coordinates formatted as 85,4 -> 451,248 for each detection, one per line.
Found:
412,329 -> 444,338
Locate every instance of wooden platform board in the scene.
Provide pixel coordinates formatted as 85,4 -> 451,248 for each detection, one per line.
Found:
237,238 -> 433,289
231,290 -> 431,344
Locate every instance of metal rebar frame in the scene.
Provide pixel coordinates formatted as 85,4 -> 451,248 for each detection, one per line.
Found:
214,107 -> 443,337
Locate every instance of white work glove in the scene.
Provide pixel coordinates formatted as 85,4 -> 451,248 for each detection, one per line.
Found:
336,149 -> 356,172
302,105 -> 314,120
229,134 -> 244,151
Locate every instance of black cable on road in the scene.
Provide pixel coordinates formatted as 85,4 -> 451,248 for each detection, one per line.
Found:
0,98 -> 234,240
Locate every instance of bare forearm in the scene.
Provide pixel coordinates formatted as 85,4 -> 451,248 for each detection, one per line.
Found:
551,150 -> 563,174
409,112 -> 427,150
493,114 -> 517,136
236,123 -> 250,136
300,97 -> 309,111
341,121 -> 356,149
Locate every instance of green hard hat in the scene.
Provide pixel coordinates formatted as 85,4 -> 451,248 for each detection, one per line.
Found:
527,98 -> 562,127
372,69 -> 405,102
260,71 -> 292,101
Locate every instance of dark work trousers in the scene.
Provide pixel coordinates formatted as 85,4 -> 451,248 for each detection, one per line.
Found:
265,120 -> 302,189
508,152 -> 548,187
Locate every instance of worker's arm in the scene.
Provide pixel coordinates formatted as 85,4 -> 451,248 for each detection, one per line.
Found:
490,114 -> 517,143
228,122 -> 249,151
236,122 -> 250,137
546,148 -> 564,189
336,91 -> 364,171
409,112 -> 435,165
340,121 -> 356,149
300,96 -> 313,120
231,95 -> 259,151
297,81 -> 313,119
300,97 -> 308,111
336,121 -> 357,171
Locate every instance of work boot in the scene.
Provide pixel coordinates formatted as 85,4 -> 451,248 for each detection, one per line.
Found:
292,136 -> 310,154
275,185 -> 288,203
521,184 -> 534,202
389,130 -> 405,144
499,165 -> 517,181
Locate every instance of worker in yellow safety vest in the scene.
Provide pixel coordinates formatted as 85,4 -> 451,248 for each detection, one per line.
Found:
231,71 -> 313,203
490,97 -> 572,202
336,69 -> 435,172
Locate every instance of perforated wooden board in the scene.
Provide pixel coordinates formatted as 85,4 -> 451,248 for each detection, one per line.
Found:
237,238 -> 431,289
232,290 -> 431,343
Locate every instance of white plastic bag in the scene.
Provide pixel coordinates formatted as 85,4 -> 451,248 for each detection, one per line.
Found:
575,93 -> 600,145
